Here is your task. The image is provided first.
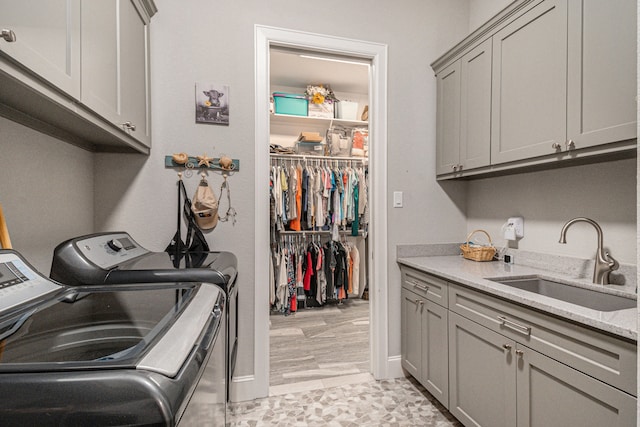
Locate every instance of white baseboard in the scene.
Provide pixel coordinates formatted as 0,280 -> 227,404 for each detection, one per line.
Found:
387,355 -> 404,379
229,374 -> 264,402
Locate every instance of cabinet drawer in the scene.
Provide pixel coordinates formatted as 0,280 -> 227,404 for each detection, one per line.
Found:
401,267 -> 448,307
449,283 -> 637,396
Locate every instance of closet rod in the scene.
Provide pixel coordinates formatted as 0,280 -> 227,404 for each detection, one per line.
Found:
269,153 -> 368,162
279,230 -> 364,236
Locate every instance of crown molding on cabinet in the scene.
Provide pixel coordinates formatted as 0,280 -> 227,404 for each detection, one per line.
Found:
430,0 -> 538,74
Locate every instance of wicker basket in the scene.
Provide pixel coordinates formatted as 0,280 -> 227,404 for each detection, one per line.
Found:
460,229 -> 496,262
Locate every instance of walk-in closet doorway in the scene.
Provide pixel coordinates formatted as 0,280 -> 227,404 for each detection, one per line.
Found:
252,25 -> 389,401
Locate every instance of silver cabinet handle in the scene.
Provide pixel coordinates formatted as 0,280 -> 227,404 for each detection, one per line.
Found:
415,283 -> 428,292
497,316 -> 531,336
406,279 -> 428,293
452,164 -> 458,171
515,349 -> 524,357
1,29 -> 16,43
121,121 -> 136,131
552,142 -> 562,150
566,139 -> 575,149
502,344 -> 512,350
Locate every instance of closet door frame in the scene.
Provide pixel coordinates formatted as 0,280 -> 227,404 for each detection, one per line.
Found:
252,25 -> 389,402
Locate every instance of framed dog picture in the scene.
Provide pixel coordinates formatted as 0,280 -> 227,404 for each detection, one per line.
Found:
195,83 -> 230,125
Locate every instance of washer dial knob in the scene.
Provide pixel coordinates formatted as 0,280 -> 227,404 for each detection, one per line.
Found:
107,239 -> 124,252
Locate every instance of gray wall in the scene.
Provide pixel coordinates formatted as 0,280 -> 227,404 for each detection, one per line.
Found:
468,0 -> 515,31
466,159 -> 637,265
94,0 -> 471,387
0,116 -> 94,272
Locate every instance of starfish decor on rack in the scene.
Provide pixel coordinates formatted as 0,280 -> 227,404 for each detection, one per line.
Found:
197,153 -> 215,167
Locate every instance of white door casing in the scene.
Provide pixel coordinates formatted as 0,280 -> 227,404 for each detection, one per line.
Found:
243,25 -> 388,401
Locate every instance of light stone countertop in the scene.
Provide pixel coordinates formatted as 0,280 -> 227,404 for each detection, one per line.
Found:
397,255 -> 638,341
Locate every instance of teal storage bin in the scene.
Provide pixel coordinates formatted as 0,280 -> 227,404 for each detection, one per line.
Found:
273,92 -> 308,116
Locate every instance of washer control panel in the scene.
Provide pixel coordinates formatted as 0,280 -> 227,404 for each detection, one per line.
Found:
74,232 -> 149,270
0,252 -> 62,314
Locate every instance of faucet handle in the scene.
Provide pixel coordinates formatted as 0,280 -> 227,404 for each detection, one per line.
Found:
605,252 -> 619,271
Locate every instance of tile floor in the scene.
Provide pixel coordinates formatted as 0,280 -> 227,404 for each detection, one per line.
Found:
228,298 -> 461,426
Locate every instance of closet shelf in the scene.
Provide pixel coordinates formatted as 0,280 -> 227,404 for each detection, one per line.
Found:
271,113 -> 368,128
270,153 -> 368,163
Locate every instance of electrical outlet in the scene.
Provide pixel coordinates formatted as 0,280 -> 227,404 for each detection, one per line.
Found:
508,217 -> 524,238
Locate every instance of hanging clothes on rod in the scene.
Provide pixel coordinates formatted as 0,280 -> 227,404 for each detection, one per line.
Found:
270,232 -> 364,315
269,156 -> 368,237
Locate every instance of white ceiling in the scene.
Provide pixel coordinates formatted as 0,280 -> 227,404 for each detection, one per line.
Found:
270,49 -> 370,95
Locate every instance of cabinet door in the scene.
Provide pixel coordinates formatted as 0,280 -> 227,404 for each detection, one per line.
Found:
81,0 -> 151,146
491,0 -> 567,164
566,0 -> 637,150
401,288 -> 421,379
516,344 -> 636,427
459,39 -> 491,171
0,0 -> 80,97
449,312 -> 516,427
421,300 -> 448,407
435,61 -> 461,175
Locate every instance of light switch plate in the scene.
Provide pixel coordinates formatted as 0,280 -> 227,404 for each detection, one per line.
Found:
393,191 -> 403,208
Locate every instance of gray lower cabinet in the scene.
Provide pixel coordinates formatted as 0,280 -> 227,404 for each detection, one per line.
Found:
400,266 -> 637,426
401,270 -> 449,407
449,311 -> 516,427
449,311 -> 636,427
517,343 -> 636,427
401,287 -> 422,379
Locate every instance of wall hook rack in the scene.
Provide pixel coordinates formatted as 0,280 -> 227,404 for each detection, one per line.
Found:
164,155 -> 240,172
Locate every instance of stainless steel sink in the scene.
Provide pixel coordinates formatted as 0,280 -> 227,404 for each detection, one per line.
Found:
486,276 -> 636,311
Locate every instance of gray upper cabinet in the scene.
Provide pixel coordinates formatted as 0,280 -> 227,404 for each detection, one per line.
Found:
435,39 -> 491,175
0,0 -> 81,98
0,0 -> 156,153
566,0 -> 637,151
459,40 -> 492,171
435,61 -> 461,175
490,0 -> 568,165
432,0 -> 637,178
82,0 -> 151,147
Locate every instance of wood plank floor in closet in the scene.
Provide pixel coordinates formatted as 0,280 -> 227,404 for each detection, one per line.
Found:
269,298 -> 370,389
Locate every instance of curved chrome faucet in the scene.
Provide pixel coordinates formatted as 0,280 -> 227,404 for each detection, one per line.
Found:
559,217 -> 619,285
